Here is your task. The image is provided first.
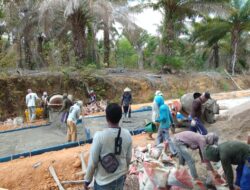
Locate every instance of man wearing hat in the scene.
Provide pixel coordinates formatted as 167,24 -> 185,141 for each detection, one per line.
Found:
121,87 -> 132,118
205,141 -> 250,190
173,131 -> 219,181
190,92 -> 211,135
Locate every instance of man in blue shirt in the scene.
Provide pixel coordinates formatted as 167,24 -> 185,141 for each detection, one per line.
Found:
155,96 -> 177,155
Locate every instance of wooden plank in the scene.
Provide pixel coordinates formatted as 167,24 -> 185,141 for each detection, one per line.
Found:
75,171 -> 85,176
61,180 -> 84,185
49,165 -> 65,190
79,152 -> 87,172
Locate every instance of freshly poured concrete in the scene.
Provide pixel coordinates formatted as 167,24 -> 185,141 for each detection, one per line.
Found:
0,110 -> 151,158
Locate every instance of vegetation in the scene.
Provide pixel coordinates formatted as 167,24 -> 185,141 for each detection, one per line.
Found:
0,0 -> 249,75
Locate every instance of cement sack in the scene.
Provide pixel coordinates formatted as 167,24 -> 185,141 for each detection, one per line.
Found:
150,147 -> 163,160
143,161 -> 169,188
206,170 -> 226,187
139,171 -> 154,190
167,167 -> 193,189
13,117 -> 23,126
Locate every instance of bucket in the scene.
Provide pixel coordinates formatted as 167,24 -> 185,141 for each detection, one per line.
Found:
145,122 -> 157,133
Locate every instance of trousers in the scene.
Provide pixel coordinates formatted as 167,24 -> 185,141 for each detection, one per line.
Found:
66,120 -> 77,142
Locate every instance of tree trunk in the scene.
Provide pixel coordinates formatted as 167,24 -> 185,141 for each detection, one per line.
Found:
37,35 -> 43,54
137,49 -> 144,70
37,34 -> 46,67
213,43 -> 219,68
162,7 -> 175,57
103,19 -> 110,67
230,29 -> 239,76
70,10 -> 87,65
17,37 -> 23,69
24,36 -> 32,69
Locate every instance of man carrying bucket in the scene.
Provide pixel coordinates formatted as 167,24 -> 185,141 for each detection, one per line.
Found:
148,90 -> 163,140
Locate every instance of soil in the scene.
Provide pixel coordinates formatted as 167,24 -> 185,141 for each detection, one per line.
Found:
0,133 -> 156,190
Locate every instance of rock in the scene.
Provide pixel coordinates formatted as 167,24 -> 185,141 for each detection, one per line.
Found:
73,159 -> 81,168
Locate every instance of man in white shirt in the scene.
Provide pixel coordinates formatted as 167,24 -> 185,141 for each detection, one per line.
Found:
25,89 -> 40,122
84,103 -> 132,190
66,100 -> 83,142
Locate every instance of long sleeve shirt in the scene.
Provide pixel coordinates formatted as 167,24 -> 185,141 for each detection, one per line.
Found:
85,128 -> 132,186
174,131 -> 210,163
59,98 -> 73,112
156,104 -> 173,129
218,142 -> 250,189
26,92 -> 39,107
190,98 -> 202,119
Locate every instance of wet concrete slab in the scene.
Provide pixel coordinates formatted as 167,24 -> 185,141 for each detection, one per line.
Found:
0,110 -> 151,158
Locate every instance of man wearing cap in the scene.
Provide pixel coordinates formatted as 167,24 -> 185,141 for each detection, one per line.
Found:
59,93 -> 73,124
67,100 -> 83,142
205,141 -> 250,190
121,87 -> 132,118
190,92 -> 211,135
173,131 -> 219,181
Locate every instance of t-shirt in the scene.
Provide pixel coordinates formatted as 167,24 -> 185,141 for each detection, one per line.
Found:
26,92 -> 39,107
67,104 -> 81,124
85,128 -> 132,186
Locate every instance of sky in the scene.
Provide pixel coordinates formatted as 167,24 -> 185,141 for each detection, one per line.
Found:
131,8 -> 162,35
128,0 -> 162,35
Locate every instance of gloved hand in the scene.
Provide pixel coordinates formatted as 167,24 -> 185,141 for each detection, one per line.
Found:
83,180 -> 90,189
191,119 -> 196,127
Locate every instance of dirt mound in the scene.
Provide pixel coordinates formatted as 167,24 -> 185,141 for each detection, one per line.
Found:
2,70 -> 250,121
0,134 -> 155,190
209,100 -> 250,142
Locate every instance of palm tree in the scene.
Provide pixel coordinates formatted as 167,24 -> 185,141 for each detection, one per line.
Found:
192,0 -> 250,75
39,0 -> 92,65
4,0 -> 40,69
132,0 -> 228,57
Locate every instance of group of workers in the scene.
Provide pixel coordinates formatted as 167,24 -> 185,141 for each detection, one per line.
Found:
25,87 -> 250,190
150,90 -> 250,190
25,89 -> 49,122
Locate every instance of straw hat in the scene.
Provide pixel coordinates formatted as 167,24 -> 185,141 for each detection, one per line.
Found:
124,87 -> 131,92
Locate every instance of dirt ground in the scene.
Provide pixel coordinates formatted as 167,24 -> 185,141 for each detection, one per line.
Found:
0,90 -> 250,190
0,133 -> 156,190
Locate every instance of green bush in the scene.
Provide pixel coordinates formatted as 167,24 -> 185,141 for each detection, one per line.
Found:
156,55 -> 184,70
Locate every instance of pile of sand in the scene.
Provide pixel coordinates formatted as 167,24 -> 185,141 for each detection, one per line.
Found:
209,100 -> 250,142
